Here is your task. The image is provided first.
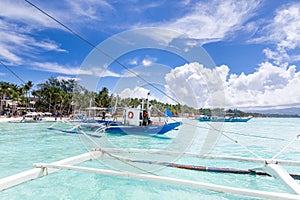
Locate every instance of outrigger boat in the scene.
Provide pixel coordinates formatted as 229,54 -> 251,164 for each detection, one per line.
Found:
48,97 -> 180,136
198,109 -> 252,122
103,99 -> 180,135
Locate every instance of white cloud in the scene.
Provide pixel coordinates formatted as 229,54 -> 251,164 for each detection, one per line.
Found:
119,87 -> 151,99
0,46 -> 22,63
32,62 -> 85,75
0,19 -> 67,64
252,3 -> 300,64
31,62 -> 123,78
0,0 -> 110,65
142,57 -> 157,67
127,2 -> 163,13
164,62 -> 226,108
129,58 -> 138,65
132,1 -> 260,45
89,67 -> 122,77
55,76 -> 79,82
163,62 -> 300,110
67,0 -> 113,20
0,0 -> 60,29
160,0 -> 261,41
0,0 -> 113,28
126,56 -> 157,67
142,59 -> 152,67
226,62 -> 300,109
33,40 -> 67,53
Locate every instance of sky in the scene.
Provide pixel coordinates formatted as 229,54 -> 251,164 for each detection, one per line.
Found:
1,0 -> 300,112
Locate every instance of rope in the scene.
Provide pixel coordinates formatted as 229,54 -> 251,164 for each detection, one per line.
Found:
76,125 -> 158,175
272,134 -> 300,160
24,0 -> 180,105
0,60 -> 26,84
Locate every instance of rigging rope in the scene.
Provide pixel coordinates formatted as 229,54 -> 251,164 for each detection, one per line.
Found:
272,134 -> 300,160
76,124 -> 158,176
24,0 -> 180,105
0,60 -> 26,84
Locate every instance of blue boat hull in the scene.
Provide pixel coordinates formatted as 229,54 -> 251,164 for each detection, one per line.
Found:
106,122 -> 181,135
198,117 -> 251,122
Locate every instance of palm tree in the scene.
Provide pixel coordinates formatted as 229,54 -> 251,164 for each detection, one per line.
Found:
0,82 -> 13,114
22,81 -> 33,112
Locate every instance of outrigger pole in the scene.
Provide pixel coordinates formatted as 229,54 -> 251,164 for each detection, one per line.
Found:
1,148 -> 300,199
31,163 -> 300,200
93,148 -> 300,195
128,159 -> 300,180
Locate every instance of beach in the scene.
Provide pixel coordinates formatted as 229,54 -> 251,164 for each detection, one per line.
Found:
0,116 -> 68,123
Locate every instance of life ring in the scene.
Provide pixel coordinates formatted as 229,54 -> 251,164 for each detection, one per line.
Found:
128,111 -> 134,119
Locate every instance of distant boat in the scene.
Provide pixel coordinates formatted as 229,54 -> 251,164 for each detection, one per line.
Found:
198,109 -> 252,122
198,116 -> 251,122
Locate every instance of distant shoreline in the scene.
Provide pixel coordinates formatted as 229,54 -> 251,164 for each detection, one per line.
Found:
0,116 -> 68,123
1,115 -> 300,123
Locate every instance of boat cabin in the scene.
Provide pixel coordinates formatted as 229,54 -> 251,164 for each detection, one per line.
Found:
123,98 -> 152,126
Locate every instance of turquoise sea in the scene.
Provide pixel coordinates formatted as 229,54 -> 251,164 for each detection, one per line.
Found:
0,118 -> 299,199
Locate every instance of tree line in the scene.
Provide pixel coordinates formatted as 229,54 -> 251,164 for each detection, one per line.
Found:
1,77 -> 298,118
0,77 -> 183,117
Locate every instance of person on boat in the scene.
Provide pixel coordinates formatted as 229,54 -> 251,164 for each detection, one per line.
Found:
142,110 -> 151,126
102,111 -> 106,120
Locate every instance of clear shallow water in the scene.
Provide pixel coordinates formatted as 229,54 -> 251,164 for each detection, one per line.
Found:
0,118 -> 299,199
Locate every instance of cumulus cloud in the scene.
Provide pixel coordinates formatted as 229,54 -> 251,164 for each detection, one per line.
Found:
119,87 -> 151,99
164,62 -> 226,108
162,62 -> 300,110
226,62 -> 300,109
252,2 -> 300,64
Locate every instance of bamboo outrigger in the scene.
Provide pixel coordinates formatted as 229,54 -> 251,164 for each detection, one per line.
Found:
1,148 -> 300,199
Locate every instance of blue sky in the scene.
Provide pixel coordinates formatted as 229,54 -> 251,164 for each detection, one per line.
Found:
1,0 -> 300,111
